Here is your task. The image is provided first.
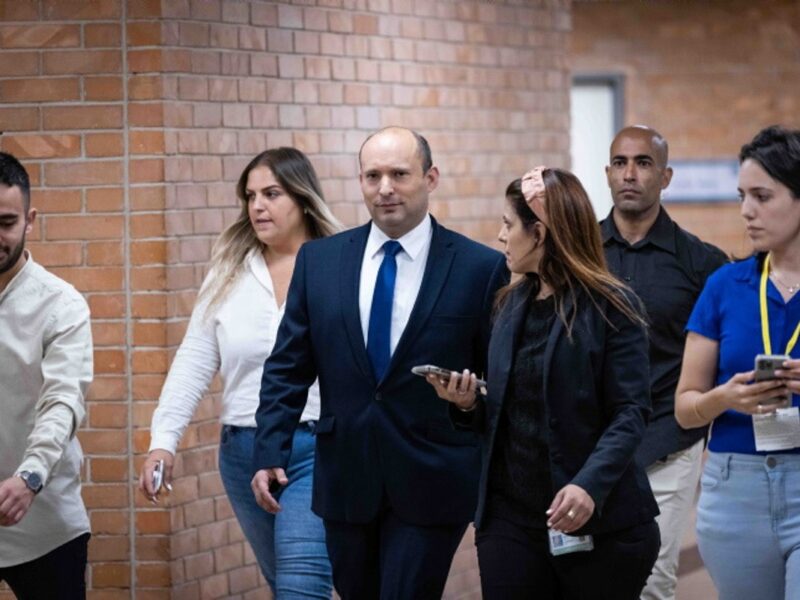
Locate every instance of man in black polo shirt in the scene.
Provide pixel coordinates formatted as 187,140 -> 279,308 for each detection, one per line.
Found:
601,126 -> 727,600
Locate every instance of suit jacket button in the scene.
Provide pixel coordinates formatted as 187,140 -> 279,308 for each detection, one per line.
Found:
375,393 -> 382,402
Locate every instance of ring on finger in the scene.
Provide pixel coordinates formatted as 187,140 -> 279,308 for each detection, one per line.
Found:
566,509 -> 576,519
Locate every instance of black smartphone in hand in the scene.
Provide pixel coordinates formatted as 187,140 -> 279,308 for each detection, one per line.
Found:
268,478 -> 284,496
754,353 -> 792,406
411,364 -> 487,390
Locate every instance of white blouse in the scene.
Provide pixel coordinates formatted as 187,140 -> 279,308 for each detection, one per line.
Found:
149,249 -> 320,455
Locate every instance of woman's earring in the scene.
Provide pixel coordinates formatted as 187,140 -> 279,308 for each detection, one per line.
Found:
303,208 -> 309,214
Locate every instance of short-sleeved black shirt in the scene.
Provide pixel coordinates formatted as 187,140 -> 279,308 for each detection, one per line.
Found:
601,207 -> 728,466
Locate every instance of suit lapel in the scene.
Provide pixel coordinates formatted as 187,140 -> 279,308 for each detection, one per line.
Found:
489,284 -> 528,407
382,219 -> 454,382
542,292 -> 574,394
340,223 -> 375,383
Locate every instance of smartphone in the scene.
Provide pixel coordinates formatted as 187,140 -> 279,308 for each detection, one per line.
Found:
411,364 -> 487,390
268,479 -> 284,496
152,459 -> 164,492
754,353 -> 791,406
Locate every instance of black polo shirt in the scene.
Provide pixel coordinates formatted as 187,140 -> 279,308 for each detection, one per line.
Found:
601,207 -> 728,467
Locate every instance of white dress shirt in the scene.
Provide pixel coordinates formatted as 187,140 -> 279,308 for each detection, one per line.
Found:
0,253 -> 92,566
149,249 -> 320,455
359,214 -> 433,355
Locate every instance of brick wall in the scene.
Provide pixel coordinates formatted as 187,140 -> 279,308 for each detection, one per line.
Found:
571,0 -> 800,257
0,0 -> 571,597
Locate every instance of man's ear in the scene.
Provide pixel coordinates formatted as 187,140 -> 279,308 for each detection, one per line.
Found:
25,208 -> 37,234
661,166 -> 674,190
425,166 -> 439,193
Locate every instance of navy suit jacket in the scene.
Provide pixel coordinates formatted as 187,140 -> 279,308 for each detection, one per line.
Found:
253,217 -> 507,526
460,283 -> 659,534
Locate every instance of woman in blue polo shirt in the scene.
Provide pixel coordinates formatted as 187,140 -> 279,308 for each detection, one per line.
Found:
676,125 -> 800,600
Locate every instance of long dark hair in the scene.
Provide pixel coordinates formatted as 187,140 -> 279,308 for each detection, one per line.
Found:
496,170 -> 645,335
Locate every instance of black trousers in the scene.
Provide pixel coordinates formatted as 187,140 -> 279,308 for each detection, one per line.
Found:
0,533 -> 89,600
324,507 -> 468,600
476,516 -> 659,600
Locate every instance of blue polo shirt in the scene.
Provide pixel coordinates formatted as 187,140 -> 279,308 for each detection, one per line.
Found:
687,255 -> 800,455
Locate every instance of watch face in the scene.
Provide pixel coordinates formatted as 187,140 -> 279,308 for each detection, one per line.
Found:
22,471 -> 42,492
28,472 -> 42,490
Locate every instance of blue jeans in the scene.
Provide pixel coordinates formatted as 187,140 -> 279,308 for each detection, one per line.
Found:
219,423 -> 332,599
697,452 -> 800,600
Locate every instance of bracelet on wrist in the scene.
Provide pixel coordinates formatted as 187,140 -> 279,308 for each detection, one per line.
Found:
457,398 -> 478,412
692,396 -> 709,423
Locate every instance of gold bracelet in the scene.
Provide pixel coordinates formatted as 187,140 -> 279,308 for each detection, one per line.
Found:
692,396 -> 709,423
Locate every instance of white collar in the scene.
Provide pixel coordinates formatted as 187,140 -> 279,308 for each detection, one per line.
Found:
246,247 -> 275,297
365,214 -> 432,261
0,250 -> 33,302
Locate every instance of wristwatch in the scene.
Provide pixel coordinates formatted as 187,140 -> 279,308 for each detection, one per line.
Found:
17,471 -> 43,494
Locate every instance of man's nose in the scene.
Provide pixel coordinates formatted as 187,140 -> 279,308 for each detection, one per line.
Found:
379,176 -> 393,196
623,163 -> 636,181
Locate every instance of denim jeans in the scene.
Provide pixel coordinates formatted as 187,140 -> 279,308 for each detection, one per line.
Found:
697,452 -> 800,600
219,423 -> 332,599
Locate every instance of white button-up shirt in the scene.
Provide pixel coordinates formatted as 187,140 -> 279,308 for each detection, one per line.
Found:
0,253 -> 92,566
149,249 -> 321,455
359,214 -> 433,356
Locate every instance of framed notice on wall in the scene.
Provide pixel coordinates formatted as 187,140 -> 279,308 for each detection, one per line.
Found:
665,159 -> 739,203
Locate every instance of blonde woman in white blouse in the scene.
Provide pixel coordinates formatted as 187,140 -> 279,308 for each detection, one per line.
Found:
139,148 -> 340,598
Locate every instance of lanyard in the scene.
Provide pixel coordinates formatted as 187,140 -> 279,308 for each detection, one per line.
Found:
760,253 -> 800,354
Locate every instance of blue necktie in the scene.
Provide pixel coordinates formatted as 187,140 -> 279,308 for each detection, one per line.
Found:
367,240 -> 403,381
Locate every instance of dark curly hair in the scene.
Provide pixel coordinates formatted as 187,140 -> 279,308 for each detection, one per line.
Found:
739,125 -> 800,199
0,152 -> 31,211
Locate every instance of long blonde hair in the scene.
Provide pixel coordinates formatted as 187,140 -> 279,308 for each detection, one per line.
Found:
496,171 -> 645,335
198,147 -> 342,315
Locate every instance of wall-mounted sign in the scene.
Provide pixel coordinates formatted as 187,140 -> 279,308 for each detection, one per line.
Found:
666,159 -> 739,203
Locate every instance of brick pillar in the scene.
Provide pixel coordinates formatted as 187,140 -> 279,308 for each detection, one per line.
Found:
0,0 -> 135,598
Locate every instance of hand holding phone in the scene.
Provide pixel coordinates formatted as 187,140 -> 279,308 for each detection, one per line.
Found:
413,365 -> 487,412
151,459 -> 164,491
754,353 -> 792,407
411,365 -> 487,390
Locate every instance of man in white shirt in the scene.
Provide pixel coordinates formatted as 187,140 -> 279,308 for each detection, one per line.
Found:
0,152 -> 92,598
252,127 -> 507,599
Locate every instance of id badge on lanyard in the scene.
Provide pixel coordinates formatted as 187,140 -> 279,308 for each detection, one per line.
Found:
754,254 -> 800,451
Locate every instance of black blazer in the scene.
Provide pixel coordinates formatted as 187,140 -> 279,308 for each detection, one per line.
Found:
253,218 -> 507,526
462,283 -> 659,534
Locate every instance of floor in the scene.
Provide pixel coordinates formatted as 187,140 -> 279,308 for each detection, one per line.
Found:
675,500 -> 717,600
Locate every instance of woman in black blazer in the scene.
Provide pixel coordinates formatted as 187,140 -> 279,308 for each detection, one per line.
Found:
428,168 -> 660,599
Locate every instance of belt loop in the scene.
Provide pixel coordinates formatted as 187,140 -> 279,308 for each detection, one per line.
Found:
721,454 -> 731,480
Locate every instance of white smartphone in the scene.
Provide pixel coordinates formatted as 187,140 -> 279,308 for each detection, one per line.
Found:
151,459 -> 164,496
411,364 -> 487,391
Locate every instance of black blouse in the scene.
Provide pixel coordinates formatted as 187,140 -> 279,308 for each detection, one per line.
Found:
487,293 -> 556,529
